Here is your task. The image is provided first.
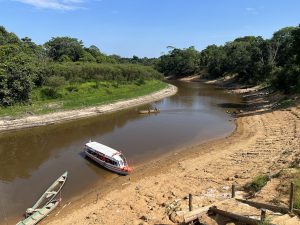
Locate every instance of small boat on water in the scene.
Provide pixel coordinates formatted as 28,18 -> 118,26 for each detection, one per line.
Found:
84,141 -> 133,175
17,199 -> 60,225
25,171 -> 68,216
139,109 -> 160,114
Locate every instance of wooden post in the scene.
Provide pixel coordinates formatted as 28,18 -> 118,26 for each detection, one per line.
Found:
189,194 -> 193,212
261,208 -> 266,222
231,184 -> 236,198
289,182 -> 295,212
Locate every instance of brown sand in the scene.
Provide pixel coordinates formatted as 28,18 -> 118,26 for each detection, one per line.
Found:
42,85 -> 300,224
0,84 -> 177,133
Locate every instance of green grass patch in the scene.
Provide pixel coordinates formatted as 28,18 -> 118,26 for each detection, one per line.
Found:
244,175 -> 270,192
0,80 -> 167,118
291,170 -> 300,209
278,98 -> 295,109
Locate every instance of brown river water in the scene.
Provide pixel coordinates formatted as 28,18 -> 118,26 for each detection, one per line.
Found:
0,81 -> 241,224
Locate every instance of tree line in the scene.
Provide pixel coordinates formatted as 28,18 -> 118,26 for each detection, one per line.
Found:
0,26 -> 162,106
157,25 -> 300,94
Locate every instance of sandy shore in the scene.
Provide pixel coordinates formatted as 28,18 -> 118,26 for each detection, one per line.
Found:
42,84 -> 300,224
0,84 -> 177,133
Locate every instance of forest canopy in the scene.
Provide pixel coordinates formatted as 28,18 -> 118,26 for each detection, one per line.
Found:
157,25 -> 300,94
1,23 -> 300,107
0,26 -> 162,106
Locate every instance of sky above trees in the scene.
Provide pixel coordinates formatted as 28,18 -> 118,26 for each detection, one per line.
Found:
1,0 -> 300,57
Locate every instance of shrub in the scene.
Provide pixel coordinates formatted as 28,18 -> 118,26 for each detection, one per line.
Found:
46,76 -> 66,89
135,77 -> 145,86
40,87 -> 62,99
65,86 -> 79,93
244,175 -> 270,192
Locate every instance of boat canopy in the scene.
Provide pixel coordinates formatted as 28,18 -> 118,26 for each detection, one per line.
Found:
86,142 -> 123,161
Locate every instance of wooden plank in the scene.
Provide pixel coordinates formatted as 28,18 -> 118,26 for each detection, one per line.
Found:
183,199 -> 233,223
231,184 -> 236,198
189,194 -> 193,212
208,206 -> 273,225
289,182 -> 295,212
236,198 -> 300,216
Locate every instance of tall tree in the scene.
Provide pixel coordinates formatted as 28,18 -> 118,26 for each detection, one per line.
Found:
44,37 -> 85,62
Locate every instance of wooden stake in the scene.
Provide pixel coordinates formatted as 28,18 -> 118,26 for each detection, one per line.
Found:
261,208 -> 266,222
289,182 -> 295,213
231,184 -> 235,198
189,194 -> 193,212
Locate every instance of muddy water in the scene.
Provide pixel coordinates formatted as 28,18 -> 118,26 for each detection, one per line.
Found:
0,81 -> 241,224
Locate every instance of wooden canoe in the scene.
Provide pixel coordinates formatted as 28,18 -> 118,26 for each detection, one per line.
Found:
17,199 -> 60,225
139,109 -> 160,114
26,171 -> 68,215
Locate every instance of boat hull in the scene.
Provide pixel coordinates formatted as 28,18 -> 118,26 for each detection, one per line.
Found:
139,109 -> 160,114
26,171 -> 67,215
85,151 -> 130,175
17,200 -> 59,225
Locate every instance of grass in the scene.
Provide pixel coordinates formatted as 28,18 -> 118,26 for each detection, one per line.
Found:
291,170 -> 300,209
0,80 -> 167,118
244,175 -> 270,192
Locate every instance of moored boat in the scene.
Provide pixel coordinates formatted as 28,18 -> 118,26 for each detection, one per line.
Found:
17,199 -> 60,225
25,171 -> 68,216
84,141 -> 133,175
139,108 -> 160,114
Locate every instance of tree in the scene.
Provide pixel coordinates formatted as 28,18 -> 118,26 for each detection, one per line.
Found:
0,45 -> 36,106
157,46 -> 200,77
44,37 -> 85,61
0,26 -> 20,45
292,25 -> 300,64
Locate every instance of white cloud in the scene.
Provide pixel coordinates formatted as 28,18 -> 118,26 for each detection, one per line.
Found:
13,0 -> 87,10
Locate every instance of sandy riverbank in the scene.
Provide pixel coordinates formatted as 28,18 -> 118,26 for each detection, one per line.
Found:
0,84 -> 177,133
41,82 -> 300,225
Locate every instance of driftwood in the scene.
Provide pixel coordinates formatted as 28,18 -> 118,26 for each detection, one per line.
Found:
236,198 -> 300,216
208,206 -> 274,225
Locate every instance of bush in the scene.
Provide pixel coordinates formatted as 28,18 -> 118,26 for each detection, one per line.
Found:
65,86 -> 79,93
244,175 -> 270,192
46,76 -> 67,89
40,87 -> 62,99
135,78 -> 145,86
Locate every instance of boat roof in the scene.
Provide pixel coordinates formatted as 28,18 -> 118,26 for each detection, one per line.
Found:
86,142 -> 122,159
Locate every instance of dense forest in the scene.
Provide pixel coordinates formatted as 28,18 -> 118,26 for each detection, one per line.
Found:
1,24 -> 300,108
0,26 -> 162,107
157,25 -> 300,94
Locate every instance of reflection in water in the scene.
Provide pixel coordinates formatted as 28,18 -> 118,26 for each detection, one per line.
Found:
0,81 -> 241,223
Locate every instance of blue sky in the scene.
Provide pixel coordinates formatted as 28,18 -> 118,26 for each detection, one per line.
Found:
0,0 -> 300,57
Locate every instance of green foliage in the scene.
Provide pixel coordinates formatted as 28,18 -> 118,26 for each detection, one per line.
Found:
66,86 -> 79,93
0,45 -> 37,106
40,87 -> 61,99
45,76 -> 67,89
46,62 -> 163,82
272,65 -> 300,93
292,25 -> 300,64
44,37 -> 85,61
0,25 -> 164,107
294,173 -> 300,209
244,175 -> 270,192
157,46 -> 201,77
0,26 -> 20,45
0,80 -> 167,117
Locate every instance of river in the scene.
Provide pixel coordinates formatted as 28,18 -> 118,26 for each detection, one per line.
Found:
0,81 -> 241,224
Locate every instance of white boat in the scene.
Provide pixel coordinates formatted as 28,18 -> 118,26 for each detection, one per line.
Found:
84,141 -> 133,175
